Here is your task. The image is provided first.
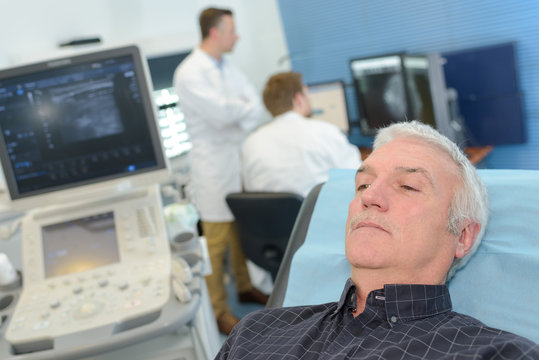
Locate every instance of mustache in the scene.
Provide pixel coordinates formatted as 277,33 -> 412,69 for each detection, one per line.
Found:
348,213 -> 393,234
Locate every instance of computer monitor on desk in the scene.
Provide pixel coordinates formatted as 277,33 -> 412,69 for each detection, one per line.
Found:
307,81 -> 350,133
0,45 -> 169,211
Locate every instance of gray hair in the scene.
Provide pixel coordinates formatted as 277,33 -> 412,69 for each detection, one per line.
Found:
373,121 -> 489,281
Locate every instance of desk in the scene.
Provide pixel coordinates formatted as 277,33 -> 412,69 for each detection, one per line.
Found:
464,146 -> 494,165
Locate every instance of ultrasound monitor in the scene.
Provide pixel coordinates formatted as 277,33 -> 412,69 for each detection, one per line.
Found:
0,45 -> 169,210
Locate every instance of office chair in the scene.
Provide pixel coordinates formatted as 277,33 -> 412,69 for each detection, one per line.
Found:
225,192 -> 304,280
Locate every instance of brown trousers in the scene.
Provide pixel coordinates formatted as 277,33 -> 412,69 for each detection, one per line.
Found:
201,221 -> 252,319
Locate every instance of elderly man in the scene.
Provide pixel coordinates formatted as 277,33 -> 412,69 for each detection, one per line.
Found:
216,121 -> 538,359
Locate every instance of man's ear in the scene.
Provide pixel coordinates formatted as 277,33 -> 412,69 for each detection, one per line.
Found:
291,91 -> 303,110
455,221 -> 481,259
209,26 -> 219,39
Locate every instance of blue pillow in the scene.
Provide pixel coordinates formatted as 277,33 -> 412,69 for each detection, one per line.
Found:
284,168 -> 539,343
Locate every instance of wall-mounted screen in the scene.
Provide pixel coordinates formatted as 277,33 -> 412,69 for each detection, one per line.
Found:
443,42 -> 525,145
350,54 -> 435,136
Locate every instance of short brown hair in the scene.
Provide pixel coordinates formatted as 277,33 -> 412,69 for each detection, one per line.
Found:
199,7 -> 233,39
263,72 -> 304,117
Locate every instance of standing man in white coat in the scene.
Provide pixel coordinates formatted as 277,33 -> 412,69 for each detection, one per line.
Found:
242,71 -> 361,197
173,7 -> 267,335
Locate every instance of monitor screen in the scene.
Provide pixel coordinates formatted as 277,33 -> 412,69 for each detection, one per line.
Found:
442,42 -> 525,145
403,56 -> 436,129
307,81 -> 350,133
351,55 -> 406,133
147,51 -> 190,91
0,46 -> 168,209
350,54 -> 436,136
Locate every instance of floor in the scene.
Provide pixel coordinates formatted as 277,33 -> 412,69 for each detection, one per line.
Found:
227,278 -> 266,318
217,273 -> 267,345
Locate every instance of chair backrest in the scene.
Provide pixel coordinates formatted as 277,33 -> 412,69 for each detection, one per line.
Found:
226,192 -> 303,279
271,168 -> 539,344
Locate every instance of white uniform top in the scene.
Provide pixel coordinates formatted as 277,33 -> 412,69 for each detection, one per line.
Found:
241,111 -> 361,197
174,47 -> 264,221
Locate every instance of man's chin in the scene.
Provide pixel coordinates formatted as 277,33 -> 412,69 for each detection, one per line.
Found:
347,245 -> 384,264
349,259 -> 387,272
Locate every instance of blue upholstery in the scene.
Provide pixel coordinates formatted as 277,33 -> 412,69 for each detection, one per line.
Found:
284,168 -> 539,343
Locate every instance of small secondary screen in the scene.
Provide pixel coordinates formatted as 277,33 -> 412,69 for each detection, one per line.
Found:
42,211 -> 120,278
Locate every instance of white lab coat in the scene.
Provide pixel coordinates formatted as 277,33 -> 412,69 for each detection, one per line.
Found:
174,48 -> 264,221
241,111 -> 361,197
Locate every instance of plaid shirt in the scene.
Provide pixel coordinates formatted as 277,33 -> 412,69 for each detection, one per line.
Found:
216,279 -> 538,359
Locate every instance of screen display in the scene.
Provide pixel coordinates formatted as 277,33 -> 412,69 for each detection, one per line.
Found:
147,51 -> 190,90
308,81 -> 349,133
350,54 -> 436,135
42,211 -> 120,278
351,55 -> 406,132
403,57 -> 436,129
0,47 -> 165,200
442,43 -> 524,145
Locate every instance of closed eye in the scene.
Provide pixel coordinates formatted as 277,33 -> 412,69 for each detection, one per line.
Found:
357,184 -> 371,191
401,185 -> 419,191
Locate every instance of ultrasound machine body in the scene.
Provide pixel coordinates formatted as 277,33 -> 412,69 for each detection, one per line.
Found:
0,46 -> 219,359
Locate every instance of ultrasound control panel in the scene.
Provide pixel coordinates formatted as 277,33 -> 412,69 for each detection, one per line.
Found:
5,185 -> 171,353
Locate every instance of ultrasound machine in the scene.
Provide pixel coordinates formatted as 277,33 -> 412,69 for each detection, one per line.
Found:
0,45 -> 220,359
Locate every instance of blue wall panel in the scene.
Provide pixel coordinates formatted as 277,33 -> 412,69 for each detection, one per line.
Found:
277,0 -> 539,169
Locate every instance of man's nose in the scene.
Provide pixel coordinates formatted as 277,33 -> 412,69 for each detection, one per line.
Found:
360,182 -> 388,211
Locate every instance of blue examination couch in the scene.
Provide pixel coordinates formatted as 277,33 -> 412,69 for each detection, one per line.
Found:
268,169 -> 539,344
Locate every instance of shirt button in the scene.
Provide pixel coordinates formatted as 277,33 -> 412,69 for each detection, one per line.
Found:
390,316 -> 398,323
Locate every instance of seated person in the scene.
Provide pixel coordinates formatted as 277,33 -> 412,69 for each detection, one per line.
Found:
217,121 -> 539,359
241,71 -> 361,197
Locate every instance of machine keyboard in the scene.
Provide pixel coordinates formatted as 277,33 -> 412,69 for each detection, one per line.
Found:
7,260 -> 169,340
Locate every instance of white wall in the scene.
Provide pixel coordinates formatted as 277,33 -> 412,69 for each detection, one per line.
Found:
0,0 -> 290,91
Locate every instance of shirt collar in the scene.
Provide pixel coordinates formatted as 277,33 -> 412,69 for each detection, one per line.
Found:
195,47 -> 225,70
336,278 -> 357,312
337,278 -> 452,325
274,110 -> 305,122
